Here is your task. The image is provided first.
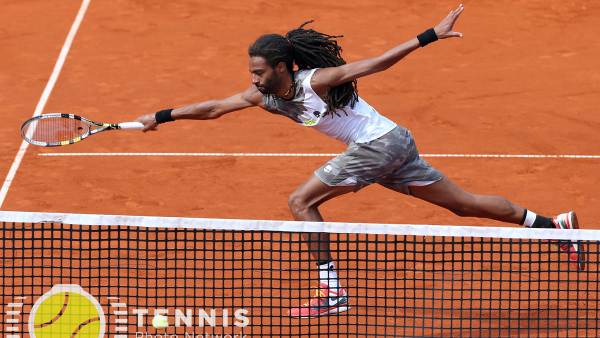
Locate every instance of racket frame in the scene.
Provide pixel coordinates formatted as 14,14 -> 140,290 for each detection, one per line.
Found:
21,113 -> 124,147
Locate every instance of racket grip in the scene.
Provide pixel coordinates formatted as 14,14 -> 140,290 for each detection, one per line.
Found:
118,122 -> 144,130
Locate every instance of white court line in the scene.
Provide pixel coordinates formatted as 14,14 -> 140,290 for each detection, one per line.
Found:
36,153 -> 600,158
0,0 -> 91,209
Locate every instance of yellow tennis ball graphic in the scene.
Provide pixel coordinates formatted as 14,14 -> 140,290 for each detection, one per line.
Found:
29,284 -> 106,338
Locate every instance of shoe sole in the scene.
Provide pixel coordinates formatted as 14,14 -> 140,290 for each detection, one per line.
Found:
547,212 -> 586,271
566,211 -> 578,230
555,212 -> 586,271
569,212 -> 586,271
290,305 -> 351,319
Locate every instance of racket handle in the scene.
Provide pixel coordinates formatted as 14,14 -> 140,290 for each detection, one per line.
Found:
118,122 -> 144,130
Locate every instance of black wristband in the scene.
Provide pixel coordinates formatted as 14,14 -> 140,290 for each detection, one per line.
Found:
155,109 -> 174,124
417,28 -> 438,47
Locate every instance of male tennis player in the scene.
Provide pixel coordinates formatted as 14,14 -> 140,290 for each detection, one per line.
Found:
135,4 -> 584,318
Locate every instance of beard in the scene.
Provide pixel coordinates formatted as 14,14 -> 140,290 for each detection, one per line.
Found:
255,72 -> 280,94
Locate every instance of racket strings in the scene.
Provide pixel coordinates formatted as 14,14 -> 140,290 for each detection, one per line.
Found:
24,117 -> 89,143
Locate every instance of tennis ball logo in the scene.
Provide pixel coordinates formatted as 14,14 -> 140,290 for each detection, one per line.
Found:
28,284 -> 106,338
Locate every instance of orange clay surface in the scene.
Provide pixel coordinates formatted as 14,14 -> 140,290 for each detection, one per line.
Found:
2,0 -> 599,227
2,0 -> 600,226
0,0 -> 600,228
1,1 -> 599,337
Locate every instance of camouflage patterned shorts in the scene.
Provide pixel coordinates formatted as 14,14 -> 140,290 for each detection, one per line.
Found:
314,126 -> 444,195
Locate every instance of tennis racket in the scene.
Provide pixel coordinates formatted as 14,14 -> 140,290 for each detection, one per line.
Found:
21,113 -> 144,147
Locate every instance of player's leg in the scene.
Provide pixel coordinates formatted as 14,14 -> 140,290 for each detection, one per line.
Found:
289,134 -> 383,312
376,126 -> 578,228
385,176 -> 584,270
288,173 -> 355,260
406,176 -> 525,223
377,124 -> 584,271
288,126 -> 451,318
287,174 -> 354,318
287,129 -> 397,319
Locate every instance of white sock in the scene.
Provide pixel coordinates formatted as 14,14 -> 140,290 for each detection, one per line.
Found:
317,260 -> 342,294
523,210 -> 537,228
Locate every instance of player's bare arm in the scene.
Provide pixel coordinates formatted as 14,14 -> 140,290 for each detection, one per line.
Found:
135,85 -> 264,132
311,4 -> 464,94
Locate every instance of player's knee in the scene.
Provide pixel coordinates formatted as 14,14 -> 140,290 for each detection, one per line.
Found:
287,191 -> 310,214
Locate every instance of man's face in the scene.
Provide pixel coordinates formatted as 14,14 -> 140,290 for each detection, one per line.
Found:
249,56 -> 281,94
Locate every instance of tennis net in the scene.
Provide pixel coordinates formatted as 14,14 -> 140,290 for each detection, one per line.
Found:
0,211 -> 598,338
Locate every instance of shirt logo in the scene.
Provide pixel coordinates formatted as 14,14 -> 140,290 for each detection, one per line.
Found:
313,111 -> 321,118
324,165 -> 333,173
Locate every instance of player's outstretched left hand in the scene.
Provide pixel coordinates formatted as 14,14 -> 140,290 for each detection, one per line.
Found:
134,113 -> 159,132
434,4 -> 464,39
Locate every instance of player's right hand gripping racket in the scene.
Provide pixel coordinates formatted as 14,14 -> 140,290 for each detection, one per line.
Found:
21,113 -> 144,147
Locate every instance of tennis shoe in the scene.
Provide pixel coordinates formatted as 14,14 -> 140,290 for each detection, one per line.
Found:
550,211 -> 585,271
288,283 -> 350,318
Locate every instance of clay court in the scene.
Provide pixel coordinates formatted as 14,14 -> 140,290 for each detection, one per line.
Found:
1,0 -> 599,337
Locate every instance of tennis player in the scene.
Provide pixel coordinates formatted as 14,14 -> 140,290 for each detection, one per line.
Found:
135,4 -> 584,318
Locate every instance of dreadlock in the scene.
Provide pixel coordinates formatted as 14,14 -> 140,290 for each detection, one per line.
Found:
248,21 -> 358,118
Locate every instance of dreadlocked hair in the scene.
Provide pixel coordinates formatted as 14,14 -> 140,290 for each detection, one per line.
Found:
248,21 -> 358,118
